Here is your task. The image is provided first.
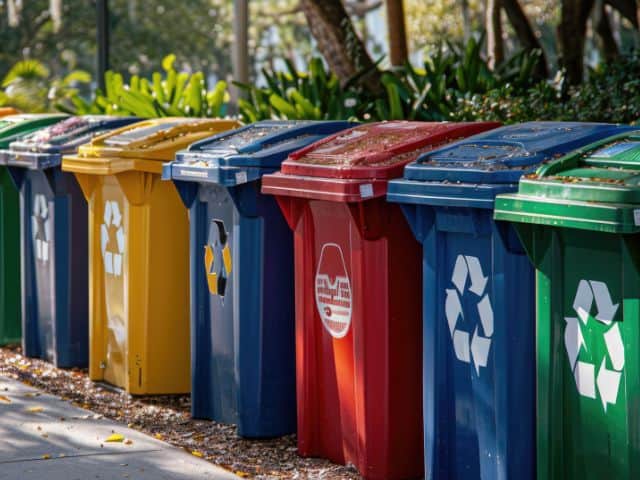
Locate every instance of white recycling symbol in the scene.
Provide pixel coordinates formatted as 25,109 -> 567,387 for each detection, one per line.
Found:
100,200 -> 125,277
565,280 -> 625,412
32,194 -> 51,263
445,255 -> 493,375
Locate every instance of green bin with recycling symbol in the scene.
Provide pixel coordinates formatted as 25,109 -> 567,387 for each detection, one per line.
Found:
494,131 -> 640,480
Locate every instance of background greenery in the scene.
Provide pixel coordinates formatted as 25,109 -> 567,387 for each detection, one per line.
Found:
2,0 -> 640,124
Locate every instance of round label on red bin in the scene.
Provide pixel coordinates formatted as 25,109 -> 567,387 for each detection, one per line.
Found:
315,243 -> 352,338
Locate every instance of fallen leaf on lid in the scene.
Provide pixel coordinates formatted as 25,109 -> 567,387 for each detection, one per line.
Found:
0,395 -> 10,403
191,450 -> 203,458
41,454 -> 51,460
26,406 -> 44,413
105,433 -> 125,443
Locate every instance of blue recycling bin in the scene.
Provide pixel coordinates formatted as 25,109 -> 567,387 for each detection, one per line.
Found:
162,120 -> 354,437
2,115 -> 139,368
386,122 -> 636,480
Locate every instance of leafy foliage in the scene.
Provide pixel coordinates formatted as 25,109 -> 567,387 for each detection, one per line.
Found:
59,54 -> 230,118
452,55 -> 640,124
234,58 -> 372,122
236,38 -> 544,123
0,59 -> 90,113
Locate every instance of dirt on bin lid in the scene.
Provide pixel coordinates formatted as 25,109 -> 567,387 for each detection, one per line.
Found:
0,345 -> 361,479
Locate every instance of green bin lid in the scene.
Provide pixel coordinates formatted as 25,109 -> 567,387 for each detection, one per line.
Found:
495,131 -> 640,233
0,114 -> 68,149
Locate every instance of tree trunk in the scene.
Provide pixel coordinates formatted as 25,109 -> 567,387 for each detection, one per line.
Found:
501,0 -> 549,78
557,0 -> 595,84
486,0 -> 504,69
385,0 -> 408,66
604,0 -> 638,28
594,2 -> 619,61
300,0 -> 383,93
460,0 -> 472,41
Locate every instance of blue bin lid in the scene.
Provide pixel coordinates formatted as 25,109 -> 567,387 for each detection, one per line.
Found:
388,122 -> 637,209
162,120 -> 355,186
3,115 -> 140,169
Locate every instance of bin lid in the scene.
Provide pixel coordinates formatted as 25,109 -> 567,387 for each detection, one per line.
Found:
494,130 -> 640,233
261,121 -> 500,202
61,117 -> 241,176
4,115 -> 140,169
387,122 -> 637,209
163,120 -> 354,186
0,114 -> 68,149
0,107 -> 20,117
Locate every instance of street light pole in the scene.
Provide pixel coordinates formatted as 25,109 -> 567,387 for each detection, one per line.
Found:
97,0 -> 110,92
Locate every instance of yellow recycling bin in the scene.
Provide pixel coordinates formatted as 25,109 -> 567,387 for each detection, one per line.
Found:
62,118 -> 240,394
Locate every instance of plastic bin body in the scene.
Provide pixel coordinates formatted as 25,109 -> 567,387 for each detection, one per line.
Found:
262,121 -> 500,479
0,114 -> 68,345
5,116 -> 139,367
163,120 -> 353,437
494,132 -> 640,480
61,118 -> 239,394
387,121 -> 637,480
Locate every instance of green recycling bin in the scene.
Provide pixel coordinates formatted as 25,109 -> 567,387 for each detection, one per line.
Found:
0,114 -> 68,345
494,131 -> 640,480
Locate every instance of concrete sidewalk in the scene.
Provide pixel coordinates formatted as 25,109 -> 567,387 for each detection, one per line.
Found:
0,376 -> 239,480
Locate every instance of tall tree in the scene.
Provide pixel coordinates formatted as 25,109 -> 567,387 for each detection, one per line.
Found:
604,0 -> 638,28
486,0 -> 504,69
299,0 -> 383,93
459,0 -> 472,41
501,0 -> 548,78
557,0 -> 595,84
385,0 -> 409,66
594,2 -> 619,61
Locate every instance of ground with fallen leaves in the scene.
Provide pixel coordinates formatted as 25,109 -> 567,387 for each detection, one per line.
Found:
0,346 -> 361,479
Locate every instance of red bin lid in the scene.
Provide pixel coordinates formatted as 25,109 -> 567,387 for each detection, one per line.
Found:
263,121 -> 501,202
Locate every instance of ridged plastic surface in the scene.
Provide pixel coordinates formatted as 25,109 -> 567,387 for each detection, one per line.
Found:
61,118 -> 239,394
166,121 -> 353,437
400,203 -> 535,480
4,116 -> 139,367
387,122 -> 638,480
15,169 -> 88,367
0,114 -> 69,346
495,131 -> 640,233
494,131 -> 640,479
276,197 -> 424,480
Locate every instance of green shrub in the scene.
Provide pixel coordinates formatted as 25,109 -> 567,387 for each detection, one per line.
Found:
0,59 -> 91,113
61,54 -> 230,118
235,37 -> 544,123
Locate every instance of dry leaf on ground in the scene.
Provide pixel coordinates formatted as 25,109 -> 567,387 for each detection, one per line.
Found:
105,433 -> 125,443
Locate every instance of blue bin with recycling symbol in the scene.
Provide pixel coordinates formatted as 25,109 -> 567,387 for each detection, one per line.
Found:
386,122 -> 636,480
1,115 -> 139,368
162,120 -> 354,437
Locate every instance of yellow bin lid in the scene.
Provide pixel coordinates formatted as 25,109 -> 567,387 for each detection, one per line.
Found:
0,107 -> 20,117
62,117 -> 241,175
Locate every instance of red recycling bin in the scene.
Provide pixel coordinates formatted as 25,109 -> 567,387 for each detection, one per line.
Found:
261,121 -> 500,479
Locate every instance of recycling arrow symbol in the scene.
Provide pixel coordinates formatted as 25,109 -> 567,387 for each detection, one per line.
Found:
100,200 -> 125,277
565,279 -> 624,412
445,254 -> 493,375
204,219 -> 232,298
32,194 -> 51,263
